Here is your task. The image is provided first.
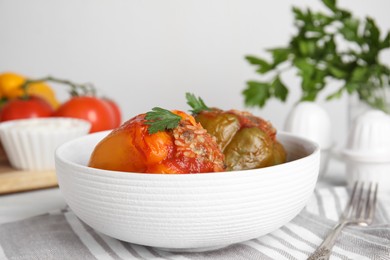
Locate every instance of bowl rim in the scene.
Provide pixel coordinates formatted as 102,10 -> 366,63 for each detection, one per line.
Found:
55,130 -> 320,178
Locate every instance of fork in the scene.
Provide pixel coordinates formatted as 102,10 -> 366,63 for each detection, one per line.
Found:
307,181 -> 378,260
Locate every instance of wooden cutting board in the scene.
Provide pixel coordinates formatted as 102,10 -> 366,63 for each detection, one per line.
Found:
0,146 -> 58,195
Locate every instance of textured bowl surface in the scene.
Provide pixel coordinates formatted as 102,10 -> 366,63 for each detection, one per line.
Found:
55,130 -> 320,251
0,117 -> 91,171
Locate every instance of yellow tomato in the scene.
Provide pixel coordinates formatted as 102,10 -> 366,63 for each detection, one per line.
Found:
0,72 -> 60,109
27,82 -> 60,109
0,72 -> 25,99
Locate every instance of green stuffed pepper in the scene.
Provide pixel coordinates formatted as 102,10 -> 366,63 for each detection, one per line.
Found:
187,94 -> 286,171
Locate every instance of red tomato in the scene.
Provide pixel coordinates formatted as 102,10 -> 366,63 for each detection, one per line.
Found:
0,97 -> 54,122
102,98 -> 122,128
54,96 -> 116,133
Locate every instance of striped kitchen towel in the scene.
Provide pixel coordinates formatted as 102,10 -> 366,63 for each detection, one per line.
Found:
0,187 -> 389,260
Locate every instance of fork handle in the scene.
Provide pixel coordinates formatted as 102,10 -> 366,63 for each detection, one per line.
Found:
307,221 -> 348,260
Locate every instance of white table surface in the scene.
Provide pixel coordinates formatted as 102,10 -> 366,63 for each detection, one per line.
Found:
0,158 -> 346,225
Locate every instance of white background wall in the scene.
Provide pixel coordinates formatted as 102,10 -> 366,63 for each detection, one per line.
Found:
1,0 -> 389,147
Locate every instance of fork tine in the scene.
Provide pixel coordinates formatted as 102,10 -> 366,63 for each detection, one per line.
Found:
354,182 -> 365,219
367,182 -> 378,222
342,181 -> 359,219
359,182 -> 372,220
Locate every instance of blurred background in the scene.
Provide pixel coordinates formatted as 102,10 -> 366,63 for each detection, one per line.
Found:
1,0 -> 389,146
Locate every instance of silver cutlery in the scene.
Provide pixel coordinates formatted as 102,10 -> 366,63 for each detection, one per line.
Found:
308,181 -> 378,260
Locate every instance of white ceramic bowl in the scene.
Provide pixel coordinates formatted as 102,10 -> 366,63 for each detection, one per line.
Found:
55,131 -> 320,252
0,117 -> 91,171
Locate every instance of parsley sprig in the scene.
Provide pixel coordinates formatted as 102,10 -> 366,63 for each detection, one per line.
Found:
186,92 -> 211,114
145,107 -> 182,134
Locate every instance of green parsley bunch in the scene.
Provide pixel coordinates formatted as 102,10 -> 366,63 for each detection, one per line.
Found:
244,0 -> 390,113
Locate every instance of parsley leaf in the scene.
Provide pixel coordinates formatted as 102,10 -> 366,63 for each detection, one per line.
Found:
273,77 -> 288,102
243,81 -> 271,107
186,93 -> 211,114
144,107 -> 182,134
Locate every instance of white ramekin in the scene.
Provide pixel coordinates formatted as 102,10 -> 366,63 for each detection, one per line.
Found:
0,117 -> 91,171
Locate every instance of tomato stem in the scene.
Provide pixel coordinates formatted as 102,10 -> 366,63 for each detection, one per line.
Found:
20,76 -> 97,98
